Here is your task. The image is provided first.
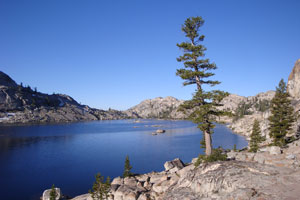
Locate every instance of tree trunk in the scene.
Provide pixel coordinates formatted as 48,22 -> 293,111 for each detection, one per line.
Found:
195,76 -> 201,90
204,131 -> 212,155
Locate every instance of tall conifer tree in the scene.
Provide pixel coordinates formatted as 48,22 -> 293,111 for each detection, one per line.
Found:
268,79 -> 295,147
176,16 -> 228,155
249,119 -> 265,152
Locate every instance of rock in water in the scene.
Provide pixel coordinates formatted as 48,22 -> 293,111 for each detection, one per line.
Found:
152,129 -> 166,135
156,129 -> 165,134
287,59 -> 300,99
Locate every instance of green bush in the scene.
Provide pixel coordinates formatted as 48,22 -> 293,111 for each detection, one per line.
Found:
194,148 -> 227,167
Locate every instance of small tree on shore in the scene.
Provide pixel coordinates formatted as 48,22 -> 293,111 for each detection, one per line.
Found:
249,119 -> 265,152
50,184 -> 58,200
268,79 -> 295,147
89,173 -> 110,200
123,155 -> 133,178
233,144 -> 237,152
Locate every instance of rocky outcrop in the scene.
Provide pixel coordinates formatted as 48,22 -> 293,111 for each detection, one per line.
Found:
225,59 -> 300,141
219,91 -> 275,141
71,140 -> 300,200
227,139 -> 300,169
164,158 -> 185,172
0,71 -> 18,88
227,111 -> 272,140
287,59 -> 300,99
42,187 -> 61,200
0,71 -> 131,124
126,96 -> 185,119
219,91 -> 275,113
152,129 -> 166,135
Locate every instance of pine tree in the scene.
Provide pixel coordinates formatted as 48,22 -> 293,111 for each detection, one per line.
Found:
89,173 -> 111,200
233,144 -> 237,152
249,119 -> 265,152
176,16 -> 228,155
123,155 -> 132,178
268,79 -> 295,147
50,184 -> 58,200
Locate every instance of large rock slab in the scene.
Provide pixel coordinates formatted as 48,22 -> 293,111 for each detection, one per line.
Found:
269,146 -> 282,155
163,161 -> 300,200
71,193 -> 92,200
164,158 -> 185,171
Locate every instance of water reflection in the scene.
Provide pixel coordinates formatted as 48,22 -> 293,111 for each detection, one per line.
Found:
0,135 -> 74,153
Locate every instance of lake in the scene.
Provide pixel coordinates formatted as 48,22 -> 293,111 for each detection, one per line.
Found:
0,119 -> 247,200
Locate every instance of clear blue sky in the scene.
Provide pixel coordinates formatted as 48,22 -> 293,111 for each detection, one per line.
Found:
1,0 -> 299,110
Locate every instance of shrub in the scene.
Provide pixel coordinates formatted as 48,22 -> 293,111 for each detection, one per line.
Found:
194,148 -> 227,167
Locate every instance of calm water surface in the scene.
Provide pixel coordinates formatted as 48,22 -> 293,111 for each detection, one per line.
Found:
0,119 -> 247,200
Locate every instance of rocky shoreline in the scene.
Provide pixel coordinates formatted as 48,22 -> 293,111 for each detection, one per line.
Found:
61,138 -> 300,200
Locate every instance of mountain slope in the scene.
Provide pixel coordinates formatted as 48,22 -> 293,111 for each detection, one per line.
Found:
126,96 -> 185,119
0,71 -> 131,124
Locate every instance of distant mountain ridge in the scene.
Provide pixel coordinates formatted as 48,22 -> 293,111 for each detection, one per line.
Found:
125,91 -> 276,120
0,71 -> 132,124
125,96 -> 185,119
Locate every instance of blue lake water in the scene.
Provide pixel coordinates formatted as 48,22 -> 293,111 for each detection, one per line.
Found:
0,119 -> 247,200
